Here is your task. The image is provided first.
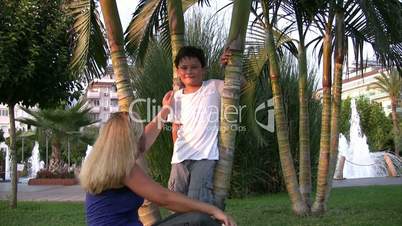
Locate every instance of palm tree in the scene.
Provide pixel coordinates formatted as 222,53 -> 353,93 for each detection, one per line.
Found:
374,71 -> 402,156
319,1 -> 345,214
247,0 -> 402,215
67,1 -> 214,224
17,102 -> 98,172
311,2 -> 335,215
67,0 -> 163,223
245,0 -> 315,215
280,0 -> 322,207
312,0 -> 402,214
125,0 -> 210,89
167,0 -> 186,89
258,0 -> 310,216
212,0 -> 252,210
0,129 -> 5,143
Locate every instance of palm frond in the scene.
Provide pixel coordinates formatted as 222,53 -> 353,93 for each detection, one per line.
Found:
66,0 -> 108,81
125,0 -> 204,65
373,71 -> 402,98
125,0 -> 167,65
17,102 -> 98,141
356,0 -> 402,70
246,20 -> 298,77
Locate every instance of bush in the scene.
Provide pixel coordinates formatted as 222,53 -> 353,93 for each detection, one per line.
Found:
36,168 -> 75,179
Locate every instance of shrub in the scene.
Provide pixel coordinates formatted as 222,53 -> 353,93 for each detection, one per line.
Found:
36,168 -> 75,179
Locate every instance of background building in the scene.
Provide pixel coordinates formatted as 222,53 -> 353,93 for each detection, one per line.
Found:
84,66 -> 119,126
316,61 -> 398,116
0,65 -> 120,163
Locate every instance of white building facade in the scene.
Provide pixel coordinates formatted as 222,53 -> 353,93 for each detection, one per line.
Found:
316,62 -> 398,116
84,66 -> 120,125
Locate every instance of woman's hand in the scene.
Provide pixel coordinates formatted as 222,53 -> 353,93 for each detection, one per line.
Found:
162,90 -> 174,109
212,209 -> 237,226
158,90 -> 174,121
220,47 -> 232,66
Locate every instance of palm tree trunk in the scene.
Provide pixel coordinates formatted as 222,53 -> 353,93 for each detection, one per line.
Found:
213,0 -> 251,210
49,137 -> 62,173
297,40 -> 311,207
324,10 -> 345,209
312,23 -> 333,215
260,1 -> 309,215
99,0 -> 135,112
8,103 -> 17,208
391,97 -> 400,156
167,0 -> 186,90
325,9 -> 345,203
99,1 -> 161,224
265,22 -> 309,216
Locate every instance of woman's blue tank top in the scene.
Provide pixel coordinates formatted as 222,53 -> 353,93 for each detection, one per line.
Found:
86,186 -> 144,226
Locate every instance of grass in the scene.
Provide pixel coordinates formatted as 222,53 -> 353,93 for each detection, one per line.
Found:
227,185 -> 402,226
1,185 -> 401,226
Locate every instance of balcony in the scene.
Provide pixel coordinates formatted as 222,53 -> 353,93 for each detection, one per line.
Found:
110,92 -> 118,99
87,91 -> 100,99
369,92 -> 388,101
90,106 -> 100,113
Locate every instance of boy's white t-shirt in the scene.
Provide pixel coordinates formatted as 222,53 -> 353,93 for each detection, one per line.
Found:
169,79 -> 224,164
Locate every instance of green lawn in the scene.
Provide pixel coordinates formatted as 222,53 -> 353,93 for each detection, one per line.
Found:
1,185 -> 401,226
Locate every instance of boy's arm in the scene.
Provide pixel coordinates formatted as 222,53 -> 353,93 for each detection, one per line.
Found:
171,123 -> 180,144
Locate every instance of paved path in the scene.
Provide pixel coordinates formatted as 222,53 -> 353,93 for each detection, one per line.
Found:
0,177 -> 401,202
0,182 -> 85,202
332,176 -> 402,188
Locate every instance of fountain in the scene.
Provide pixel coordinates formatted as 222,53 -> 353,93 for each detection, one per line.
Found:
28,141 -> 41,178
335,99 -> 401,178
5,145 -> 10,180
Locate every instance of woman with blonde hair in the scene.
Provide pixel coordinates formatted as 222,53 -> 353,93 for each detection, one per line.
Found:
80,91 -> 236,226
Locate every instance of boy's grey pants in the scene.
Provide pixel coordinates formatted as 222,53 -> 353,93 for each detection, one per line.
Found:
168,159 -> 216,204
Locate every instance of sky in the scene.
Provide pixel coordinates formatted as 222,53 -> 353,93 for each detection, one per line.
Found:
112,0 -> 232,31
115,0 -> 138,30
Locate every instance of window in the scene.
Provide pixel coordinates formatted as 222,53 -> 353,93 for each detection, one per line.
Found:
111,99 -> 118,107
90,113 -> 99,120
93,99 -> 100,106
0,109 -> 8,117
111,84 -> 117,92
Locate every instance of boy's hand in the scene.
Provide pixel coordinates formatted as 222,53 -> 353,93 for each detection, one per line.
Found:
220,47 -> 232,66
162,90 -> 174,108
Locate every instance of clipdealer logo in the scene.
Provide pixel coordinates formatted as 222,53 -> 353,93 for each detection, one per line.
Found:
127,98 -> 275,132
255,98 -> 275,132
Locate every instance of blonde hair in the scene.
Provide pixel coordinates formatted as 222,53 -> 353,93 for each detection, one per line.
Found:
79,112 -> 143,194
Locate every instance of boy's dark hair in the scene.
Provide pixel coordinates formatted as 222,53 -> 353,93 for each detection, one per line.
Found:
174,46 -> 206,68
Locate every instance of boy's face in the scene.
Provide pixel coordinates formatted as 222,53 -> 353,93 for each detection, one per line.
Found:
177,57 -> 205,87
